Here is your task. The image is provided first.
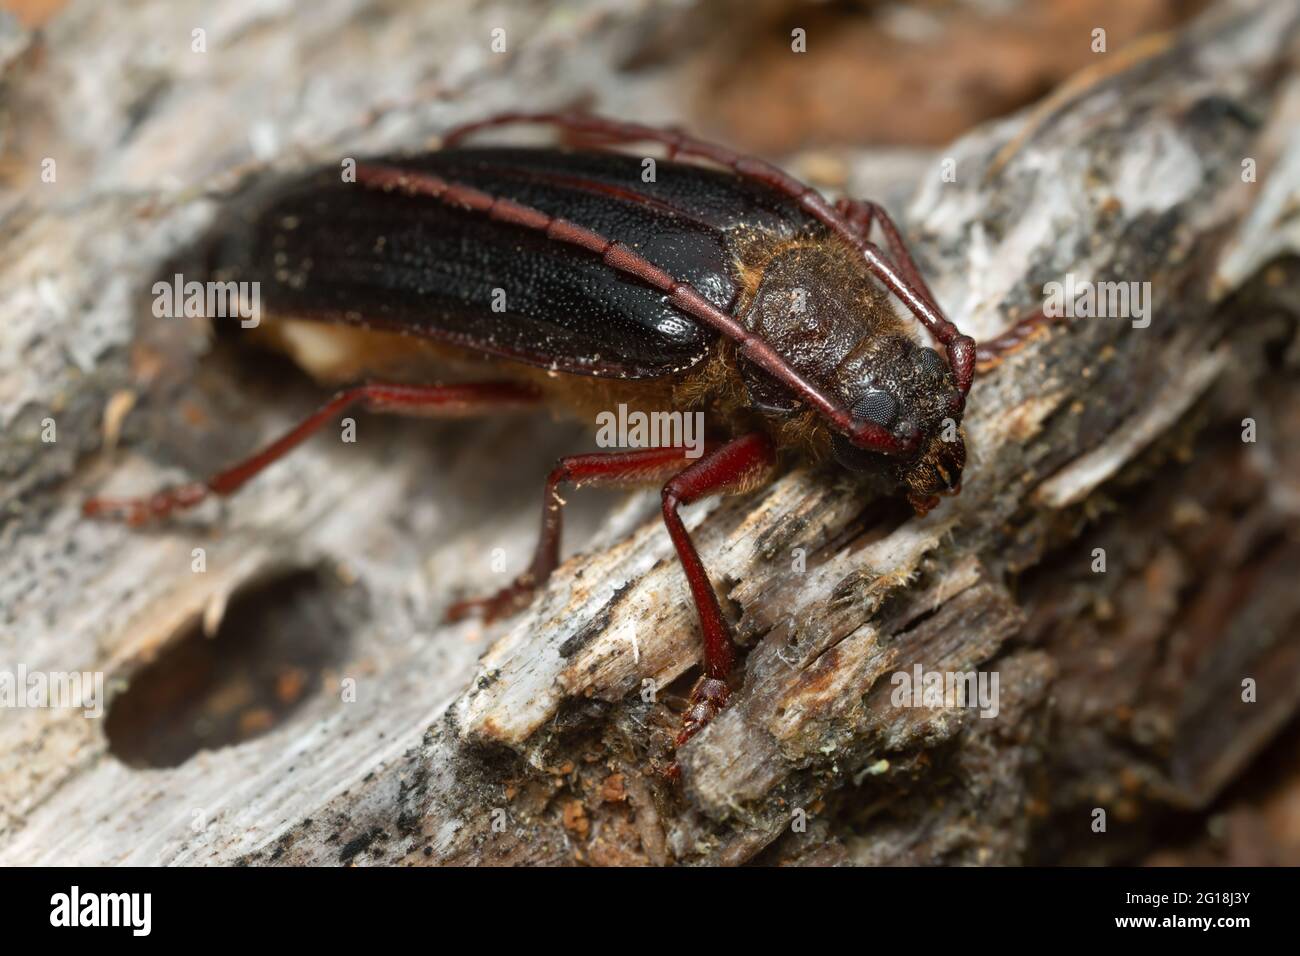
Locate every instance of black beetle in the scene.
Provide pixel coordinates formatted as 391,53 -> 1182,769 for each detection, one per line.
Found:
86,112 -> 974,761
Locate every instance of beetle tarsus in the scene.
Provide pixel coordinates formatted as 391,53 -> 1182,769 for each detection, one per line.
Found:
662,676 -> 731,781
445,577 -> 538,624
82,482 -> 210,526
676,676 -> 730,747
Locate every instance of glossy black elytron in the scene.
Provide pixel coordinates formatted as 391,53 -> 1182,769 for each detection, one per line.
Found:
201,148 -> 827,379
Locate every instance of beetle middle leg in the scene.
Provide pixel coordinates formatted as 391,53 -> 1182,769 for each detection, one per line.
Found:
83,381 -> 540,525
660,431 -> 776,752
447,431 -> 776,756
445,444 -> 713,623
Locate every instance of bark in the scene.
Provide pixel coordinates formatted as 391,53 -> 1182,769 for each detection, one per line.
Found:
1,0 -> 1298,865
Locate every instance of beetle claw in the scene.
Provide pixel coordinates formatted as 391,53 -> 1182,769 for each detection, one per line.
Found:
674,677 -> 730,748
661,676 -> 731,783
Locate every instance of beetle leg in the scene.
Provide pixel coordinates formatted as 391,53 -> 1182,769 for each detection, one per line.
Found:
83,382 -> 539,525
835,197 -> 976,397
445,444 -> 711,623
659,431 -> 775,761
974,306 -> 1060,367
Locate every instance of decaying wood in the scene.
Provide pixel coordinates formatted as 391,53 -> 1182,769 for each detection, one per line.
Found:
2,0 -> 1298,866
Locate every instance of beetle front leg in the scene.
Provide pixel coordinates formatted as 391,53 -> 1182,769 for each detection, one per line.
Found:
83,382 -> 540,525
658,431 -> 776,763
445,445 -> 709,623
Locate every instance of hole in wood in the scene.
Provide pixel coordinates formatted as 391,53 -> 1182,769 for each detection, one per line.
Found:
105,568 -> 355,768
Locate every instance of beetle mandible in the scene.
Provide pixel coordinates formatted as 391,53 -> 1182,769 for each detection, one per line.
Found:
85,113 -> 975,764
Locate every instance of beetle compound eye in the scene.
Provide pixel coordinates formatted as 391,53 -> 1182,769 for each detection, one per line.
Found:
851,387 -> 897,427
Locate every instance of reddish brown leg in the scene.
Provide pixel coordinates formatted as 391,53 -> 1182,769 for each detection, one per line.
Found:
659,432 -> 775,761
974,306 -> 1058,365
445,444 -> 710,623
83,382 -> 540,525
835,197 -> 975,398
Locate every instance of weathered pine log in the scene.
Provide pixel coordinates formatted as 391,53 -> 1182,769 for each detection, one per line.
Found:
1,0 -> 1298,865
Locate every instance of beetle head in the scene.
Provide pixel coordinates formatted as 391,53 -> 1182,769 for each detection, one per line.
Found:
829,333 -> 966,512
738,242 -> 967,513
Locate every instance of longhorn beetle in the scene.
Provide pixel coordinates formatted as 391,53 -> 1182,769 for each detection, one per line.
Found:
85,113 -> 975,763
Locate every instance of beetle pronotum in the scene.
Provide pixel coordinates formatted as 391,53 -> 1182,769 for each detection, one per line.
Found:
86,113 -> 975,765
